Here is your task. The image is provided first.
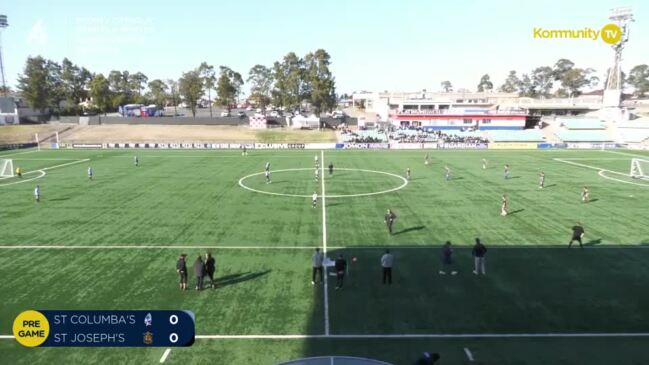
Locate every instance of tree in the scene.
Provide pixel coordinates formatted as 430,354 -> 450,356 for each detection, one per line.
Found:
531,66 -> 554,98
559,68 -> 599,97
440,80 -> 453,92
303,49 -> 336,114
198,62 -> 216,118
166,79 -> 180,116
498,71 -> 521,93
272,52 -> 304,108
128,72 -> 148,103
45,59 -> 65,115
552,58 -> 575,82
61,58 -> 92,115
627,65 -> 649,97
147,79 -> 168,108
108,70 -> 131,109
17,56 -> 50,113
518,73 -> 535,97
216,66 -> 244,111
477,74 -> 493,92
89,74 -> 111,115
179,70 -> 202,117
247,64 -> 273,108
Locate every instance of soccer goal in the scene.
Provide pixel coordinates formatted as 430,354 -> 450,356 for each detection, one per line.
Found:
630,158 -> 649,179
0,159 -> 14,178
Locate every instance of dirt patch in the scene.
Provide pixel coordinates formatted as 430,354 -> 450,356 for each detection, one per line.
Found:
61,125 -> 337,143
0,124 -> 77,144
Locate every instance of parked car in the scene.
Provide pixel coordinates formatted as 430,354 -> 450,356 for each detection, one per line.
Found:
220,110 -> 231,117
332,111 -> 345,119
269,111 -> 280,118
246,106 -> 253,111
256,108 -> 263,113
237,111 -> 246,118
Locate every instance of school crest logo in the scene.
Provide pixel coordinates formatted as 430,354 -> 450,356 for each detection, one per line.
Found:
143,331 -> 153,345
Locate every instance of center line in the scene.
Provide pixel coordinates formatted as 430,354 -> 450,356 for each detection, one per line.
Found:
321,150 -> 330,336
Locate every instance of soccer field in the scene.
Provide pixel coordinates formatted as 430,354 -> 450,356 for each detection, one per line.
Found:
1,147 -> 649,365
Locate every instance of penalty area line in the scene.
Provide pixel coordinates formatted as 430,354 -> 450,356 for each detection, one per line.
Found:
159,348 -> 171,363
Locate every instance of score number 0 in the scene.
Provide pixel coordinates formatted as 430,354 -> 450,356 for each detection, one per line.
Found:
169,315 -> 178,344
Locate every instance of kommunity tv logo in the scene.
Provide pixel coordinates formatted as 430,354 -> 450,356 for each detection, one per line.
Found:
533,23 -> 622,44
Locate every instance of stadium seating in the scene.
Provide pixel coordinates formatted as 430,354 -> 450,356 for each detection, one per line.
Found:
554,130 -> 612,142
618,129 -> 649,143
340,129 -> 388,142
488,130 -> 545,142
557,118 -> 604,130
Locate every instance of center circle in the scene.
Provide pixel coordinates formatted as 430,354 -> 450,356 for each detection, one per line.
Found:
238,168 -> 408,198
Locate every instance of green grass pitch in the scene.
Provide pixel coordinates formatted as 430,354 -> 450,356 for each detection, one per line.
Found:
1,147 -> 649,364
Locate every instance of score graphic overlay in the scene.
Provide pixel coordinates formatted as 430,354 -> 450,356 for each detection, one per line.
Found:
13,310 -> 195,347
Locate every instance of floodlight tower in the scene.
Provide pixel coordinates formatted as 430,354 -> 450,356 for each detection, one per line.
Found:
0,15 -> 7,96
603,7 -> 634,108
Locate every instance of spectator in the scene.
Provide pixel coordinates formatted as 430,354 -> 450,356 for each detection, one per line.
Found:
472,238 -> 487,275
334,254 -> 347,290
176,254 -> 188,290
311,248 -> 324,285
193,255 -> 205,290
439,241 -> 457,275
381,249 -> 394,284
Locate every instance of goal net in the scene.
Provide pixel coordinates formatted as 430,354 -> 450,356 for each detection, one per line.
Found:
0,159 -> 14,178
630,158 -> 649,180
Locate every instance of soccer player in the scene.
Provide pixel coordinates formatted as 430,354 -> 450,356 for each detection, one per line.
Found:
193,255 -> 205,290
439,241 -> 457,275
328,162 -> 334,175
406,168 -> 411,180
334,254 -> 347,290
384,209 -> 397,235
482,158 -> 487,170
581,186 -> 589,203
87,166 -> 93,181
472,238 -> 487,275
381,249 -> 394,284
16,167 -> 22,178
501,193 -> 508,216
265,162 -> 270,172
311,248 -> 324,285
176,254 -> 188,290
314,154 -> 319,168
314,168 -> 319,182
312,192 -> 318,208
205,252 -> 216,288
242,146 -> 248,156
539,171 -> 545,189
444,165 -> 451,181
34,185 -> 41,202
265,170 -> 271,184
569,222 -> 585,248
504,164 -> 509,179
134,156 -> 139,167
424,153 -> 430,166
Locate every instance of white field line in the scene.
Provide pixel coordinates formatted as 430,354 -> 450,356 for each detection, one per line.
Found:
40,158 -> 91,171
2,333 -> 649,340
321,150 -> 330,336
0,149 -> 38,158
0,170 -> 46,186
553,158 -> 649,187
603,150 -> 649,159
12,158 -> 82,161
1,245 -> 649,250
464,347 -> 475,361
159,348 -> 171,363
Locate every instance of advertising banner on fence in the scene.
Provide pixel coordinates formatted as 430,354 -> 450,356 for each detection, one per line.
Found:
304,143 -> 337,149
72,143 -> 103,149
339,143 -> 389,149
389,143 -> 423,150
438,143 -> 488,149
488,142 -> 538,150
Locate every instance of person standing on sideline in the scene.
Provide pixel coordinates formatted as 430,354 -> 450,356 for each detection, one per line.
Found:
311,248 -> 324,285
439,241 -> 457,275
381,249 -> 394,284
242,145 -> 248,156
176,254 -> 188,290
569,222 -> 585,248
334,254 -> 347,290
472,238 -> 487,275
205,252 -> 216,288
193,255 -> 205,290
87,166 -> 94,181
134,156 -> 139,167
328,162 -> 334,175
384,209 -> 397,235
34,185 -> 41,202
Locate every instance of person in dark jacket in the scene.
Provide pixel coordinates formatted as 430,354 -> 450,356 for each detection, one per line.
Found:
328,162 -> 334,175
205,252 -> 216,288
176,254 -> 188,290
194,255 -> 205,290
334,254 -> 347,290
384,209 -> 397,235
569,222 -> 585,248
472,238 -> 487,275
311,248 -> 324,285
439,241 -> 457,275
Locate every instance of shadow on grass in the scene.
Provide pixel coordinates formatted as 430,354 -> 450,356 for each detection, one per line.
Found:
508,176 -> 522,179
450,177 -> 464,181
215,270 -> 271,288
393,226 -> 426,235
588,198 -> 599,203
509,209 -> 525,215
47,197 -> 70,202
585,239 -> 602,246
544,184 -> 557,188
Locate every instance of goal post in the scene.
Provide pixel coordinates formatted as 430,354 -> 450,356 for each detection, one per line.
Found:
630,158 -> 649,179
0,159 -> 14,178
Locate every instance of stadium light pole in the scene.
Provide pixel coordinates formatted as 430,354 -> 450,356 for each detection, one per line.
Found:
0,15 -> 8,96
603,7 -> 634,107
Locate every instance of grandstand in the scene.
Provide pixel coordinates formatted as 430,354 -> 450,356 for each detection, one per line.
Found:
554,130 -> 613,142
557,117 -> 605,130
616,117 -> 649,143
339,129 -> 388,143
487,129 -> 545,142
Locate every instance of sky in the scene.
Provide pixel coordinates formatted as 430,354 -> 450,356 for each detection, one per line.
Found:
1,0 -> 647,95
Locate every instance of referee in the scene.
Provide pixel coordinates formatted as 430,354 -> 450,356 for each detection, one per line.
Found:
381,249 -> 394,284
569,222 -> 585,248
